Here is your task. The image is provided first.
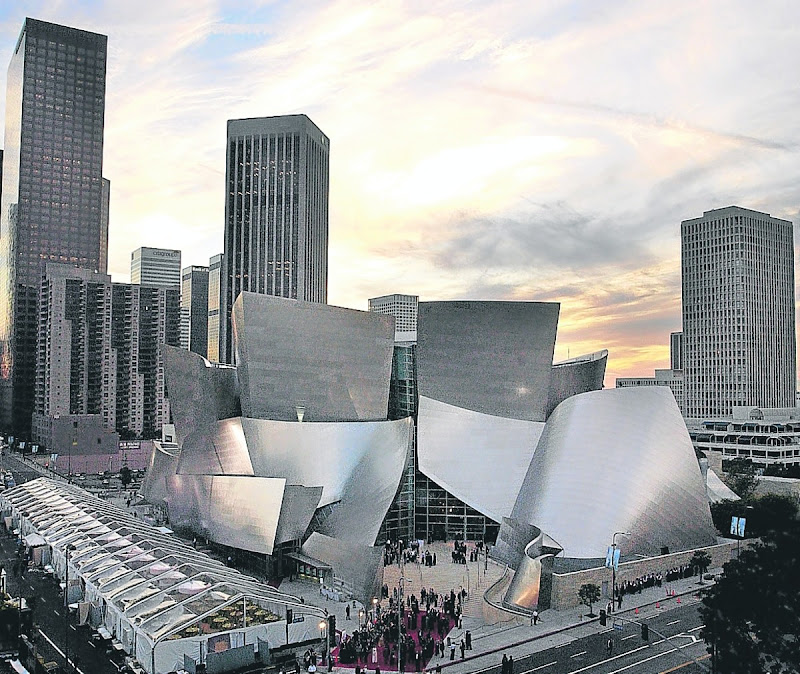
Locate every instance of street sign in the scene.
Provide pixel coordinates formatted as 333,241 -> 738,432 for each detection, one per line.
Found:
605,546 -> 613,568
737,517 -> 746,537
613,548 -> 620,570
730,516 -> 738,536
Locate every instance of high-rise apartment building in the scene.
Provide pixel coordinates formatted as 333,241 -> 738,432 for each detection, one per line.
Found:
369,294 -> 418,340
130,247 -> 181,288
180,265 -> 209,355
219,115 -> 329,364
111,283 -> 180,438
31,264 -> 118,454
207,253 -> 222,362
0,18 -> 108,433
681,206 -> 796,418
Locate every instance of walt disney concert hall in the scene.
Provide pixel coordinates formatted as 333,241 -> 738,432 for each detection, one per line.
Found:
142,294 -> 718,611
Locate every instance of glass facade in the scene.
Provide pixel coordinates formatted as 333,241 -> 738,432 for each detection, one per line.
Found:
0,18 -> 108,432
220,116 -> 329,364
207,253 -> 222,362
180,265 -> 209,356
377,343 -> 500,545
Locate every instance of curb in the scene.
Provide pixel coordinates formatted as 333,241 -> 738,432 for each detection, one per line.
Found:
424,584 -> 704,672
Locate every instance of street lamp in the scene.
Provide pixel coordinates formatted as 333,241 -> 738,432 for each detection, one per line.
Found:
64,543 -> 76,673
610,532 -> 631,613
319,619 -> 328,669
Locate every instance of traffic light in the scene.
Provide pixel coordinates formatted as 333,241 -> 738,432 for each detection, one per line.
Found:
599,609 -> 606,626
286,608 -> 293,624
641,623 -> 649,641
327,614 -> 336,647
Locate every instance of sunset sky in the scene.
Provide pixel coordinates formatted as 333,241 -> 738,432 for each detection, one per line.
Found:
1,1 -> 798,385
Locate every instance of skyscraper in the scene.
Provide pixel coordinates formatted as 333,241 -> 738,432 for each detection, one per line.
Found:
206,253 -> 222,362
180,265 -> 209,356
670,331 -> 683,372
130,247 -> 181,288
369,293 -> 419,340
219,115 -> 329,364
0,18 -> 108,433
681,206 -> 796,418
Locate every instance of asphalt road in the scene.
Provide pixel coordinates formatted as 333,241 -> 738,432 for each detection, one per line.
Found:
465,604 -> 710,674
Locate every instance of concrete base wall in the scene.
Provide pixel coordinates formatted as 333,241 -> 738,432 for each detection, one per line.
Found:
549,541 -> 739,610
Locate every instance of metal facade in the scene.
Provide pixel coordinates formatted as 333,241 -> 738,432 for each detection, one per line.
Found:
509,387 -> 718,559
545,350 -> 607,417
416,395 -> 543,523
232,293 -> 394,421
416,301 -> 559,421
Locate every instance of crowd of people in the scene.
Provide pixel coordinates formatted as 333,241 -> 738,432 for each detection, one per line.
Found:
616,563 -> 695,598
336,586 -> 468,671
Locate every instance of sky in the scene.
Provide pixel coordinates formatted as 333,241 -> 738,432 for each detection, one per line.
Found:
0,0 -> 798,386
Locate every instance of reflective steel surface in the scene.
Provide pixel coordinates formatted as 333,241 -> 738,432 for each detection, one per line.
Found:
546,349 -> 607,418
416,396 -> 543,522
510,387 -> 718,558
232,293 -> 394,421
416,301 -> 559,421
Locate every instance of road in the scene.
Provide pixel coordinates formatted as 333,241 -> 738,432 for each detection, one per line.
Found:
461,603 -> 710,674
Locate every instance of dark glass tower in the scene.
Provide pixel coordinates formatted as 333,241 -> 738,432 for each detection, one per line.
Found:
0,19 -> 107,433
219,115 -> 329,364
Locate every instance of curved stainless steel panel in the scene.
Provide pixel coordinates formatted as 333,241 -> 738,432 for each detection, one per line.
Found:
301,533 -> 384,604
232,293 -> 394,422
163,346 -> 239,447
275,485 -> 323,544
176,417 -> 255,476
416,301 -> 559,421
502,532 -> 553,611
416,396 -> 543,522
546,350 -> 607,418
166,475 -> 286,555
140,442 -> 180,505
242,416 -> 412,546
511,388 -> 718,558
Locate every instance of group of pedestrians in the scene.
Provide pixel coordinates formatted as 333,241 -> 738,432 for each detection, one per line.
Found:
500,653 -> 515,674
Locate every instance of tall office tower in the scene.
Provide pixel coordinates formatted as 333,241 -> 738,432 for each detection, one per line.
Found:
31,264 -> 118,452
180,265 -> 209,355
130,247 -> 181,288
369,294 -> 419,340
0,18 -> 108,433
219,115 -> 329,364
681,206 -> 796,418
670,331 -> 683,371
99,178 -> 110,275
207,253 -> 222,362
112,283 -> 180,438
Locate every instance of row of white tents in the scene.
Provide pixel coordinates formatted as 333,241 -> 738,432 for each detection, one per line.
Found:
1,478 -> 325,674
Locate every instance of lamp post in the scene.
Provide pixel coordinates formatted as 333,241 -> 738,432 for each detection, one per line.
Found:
610,532 -> 631,613
64,543 -> 75,673
319,619 -> 328,670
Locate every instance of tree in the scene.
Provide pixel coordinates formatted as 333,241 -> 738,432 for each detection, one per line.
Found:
700,520 -> 800,673
723,459 -> 759,499
689,550 -> 711,584
578,583 -> 601,618
119,465 -> 132,489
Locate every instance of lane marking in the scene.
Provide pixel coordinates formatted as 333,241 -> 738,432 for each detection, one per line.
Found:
667,620 -> 680,626
659,653 -> 711,673
600,641 -> 708,674
523,662 -> 557,673
36,627 -> 87,674
570,651 -> 587,658
40,596 -> 46,602
621,635 -> 636,641
70,625 -> 76,631
53,610 -> 60,616
688,625 -> 704,633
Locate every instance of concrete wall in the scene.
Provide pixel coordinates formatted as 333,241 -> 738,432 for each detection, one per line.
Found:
549,541 -> 739,610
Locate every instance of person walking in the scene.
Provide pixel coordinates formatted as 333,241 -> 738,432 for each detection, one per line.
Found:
346,605 -> 351,620
501,654 -> 508,674
465,630 -> 472,650
460,639 -> 465,659
532,610 -> 539,625
508,655 -> 514,673
606,637 -> 613,656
